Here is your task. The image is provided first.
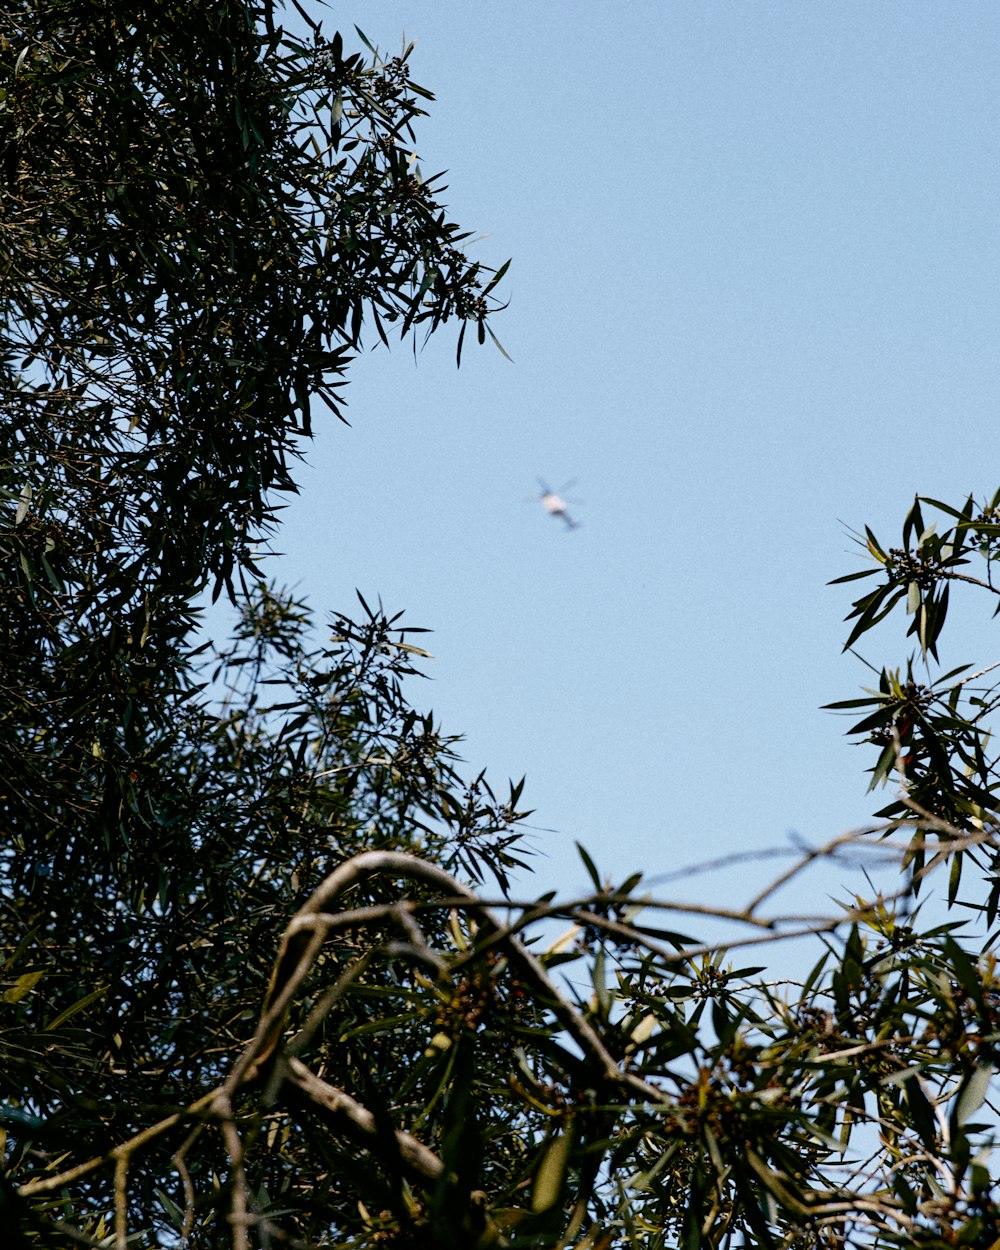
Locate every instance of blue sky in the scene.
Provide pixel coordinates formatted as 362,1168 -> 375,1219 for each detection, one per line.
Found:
268,3 -> 1000,910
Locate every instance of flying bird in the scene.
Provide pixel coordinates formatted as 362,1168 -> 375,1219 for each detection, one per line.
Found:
536,478 -> 581,531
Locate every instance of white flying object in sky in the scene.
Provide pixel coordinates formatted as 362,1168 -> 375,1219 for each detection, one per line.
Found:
536,478 -> 581,531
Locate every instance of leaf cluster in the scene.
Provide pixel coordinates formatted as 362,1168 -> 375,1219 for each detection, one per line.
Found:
828,493 -> 1000,907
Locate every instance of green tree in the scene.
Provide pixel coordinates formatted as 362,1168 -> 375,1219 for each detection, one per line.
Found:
2,2 -> 521,1244
5,4 -> 1000,1249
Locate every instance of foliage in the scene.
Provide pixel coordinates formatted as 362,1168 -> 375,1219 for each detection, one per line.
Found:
3,579 -> 531,1247
828,494 -> 1000,902
1,0 -> 507,830
4,3 -> 1000,1250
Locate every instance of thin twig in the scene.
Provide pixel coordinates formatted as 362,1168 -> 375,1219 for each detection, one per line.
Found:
941,569 -> 1000,597
113,1153 -> 128,1250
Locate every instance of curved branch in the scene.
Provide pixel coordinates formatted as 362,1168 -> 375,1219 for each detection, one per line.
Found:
283,1057 -> 447,1182
246,850 -> 663,1100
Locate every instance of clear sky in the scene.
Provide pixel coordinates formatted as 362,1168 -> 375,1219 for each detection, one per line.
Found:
266,3 -> 1000,913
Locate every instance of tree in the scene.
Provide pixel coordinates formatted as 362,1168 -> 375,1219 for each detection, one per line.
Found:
2,3 -> 521,1244
4,4 -> 1000,1249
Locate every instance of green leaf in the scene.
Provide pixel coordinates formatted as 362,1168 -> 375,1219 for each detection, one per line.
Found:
482,257 -> 511,296
948,849 -> 963,905
868,740 -> 898,790
904,1076 -> 938,1150
14,482 -> 31,526
353,24 -> 377,53
2,971 -> 44,1003
680,1165 -> 705,1250
865,525 -> 889,562
953,1062 -> 994,1129
532,1122 -> 573,1213
486,323 -> 513,362
45,983 -> 109,1031
844,587 -> 907,651
903,497 -> 925,548
920,496 -> 968,521
576,842 -> 602,891
616,871 -> 643,897
828,567 -> 881,585
592,946 -> 611,1019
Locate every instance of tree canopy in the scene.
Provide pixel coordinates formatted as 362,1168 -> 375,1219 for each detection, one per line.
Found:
4,4 -> 1000,1249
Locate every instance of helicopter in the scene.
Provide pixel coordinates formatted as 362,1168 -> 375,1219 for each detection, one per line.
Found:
535,478 -> 581,530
